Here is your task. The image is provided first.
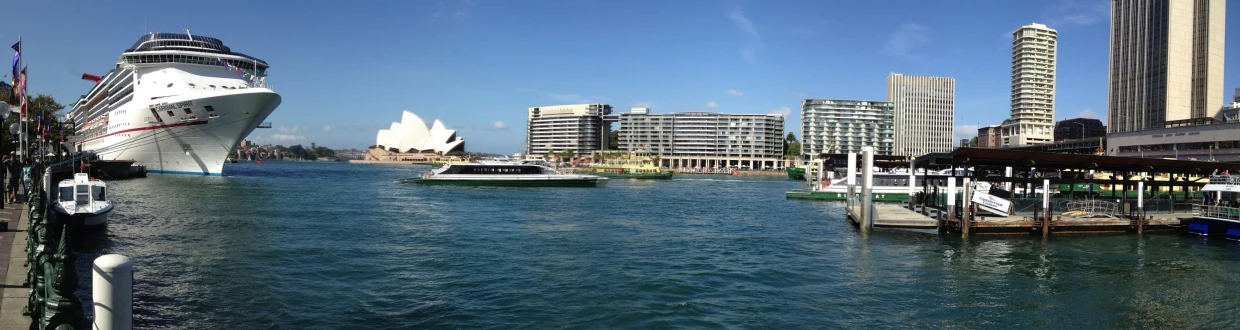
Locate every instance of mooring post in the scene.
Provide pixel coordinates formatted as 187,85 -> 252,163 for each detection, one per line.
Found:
908,157 -> 916,208
861,147 -> 875,230
1042,179 -> 1050,237
93,254 -> 133,330
1137,180 -> 1145,234
946,177 -> 956,230
1004,166 -> 1013,192
847,152 -> 857,210
817,159 -> 826,191
962,177 -> 971,237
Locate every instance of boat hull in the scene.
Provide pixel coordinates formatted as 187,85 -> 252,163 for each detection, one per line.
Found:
787,167 -> 805,180
52,207 -> 112,227
589,171 -> 674,179
78,88 -> 281,176
405,178 -> 607,187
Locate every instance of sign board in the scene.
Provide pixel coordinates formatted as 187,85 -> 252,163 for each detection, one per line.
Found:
971,191 -> 1011,217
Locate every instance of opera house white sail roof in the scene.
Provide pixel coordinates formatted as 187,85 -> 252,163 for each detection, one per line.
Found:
376,111 -> 465,154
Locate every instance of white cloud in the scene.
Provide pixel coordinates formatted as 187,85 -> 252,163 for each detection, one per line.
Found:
884,23 -> 931,60
487,121 -> 508,131
1041,0 -> 1110,28
725,89 -> 744,97
321,125 -> 333,133
727,7 -> 765,62
768,106 -> 792,118
705,101 -> 719,109
277,125 -> 306,134
270,133 -> 306,142
953,124 -> 979,143
1074,107 -> 1100,119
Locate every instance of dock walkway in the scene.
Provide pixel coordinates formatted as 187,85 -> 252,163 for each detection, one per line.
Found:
846,203 -> 938,229
0,200 -> 28,330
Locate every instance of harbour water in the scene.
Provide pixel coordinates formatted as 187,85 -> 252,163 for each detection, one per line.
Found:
80,161 -> 1240,328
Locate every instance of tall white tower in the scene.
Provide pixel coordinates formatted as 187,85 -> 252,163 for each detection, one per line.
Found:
1001,22 -> 1057,146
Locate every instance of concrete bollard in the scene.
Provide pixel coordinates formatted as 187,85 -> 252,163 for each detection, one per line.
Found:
861,147 -> 875,230
93,254 -> 133,330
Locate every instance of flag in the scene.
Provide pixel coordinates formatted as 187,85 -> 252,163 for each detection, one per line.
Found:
80,161 -> 85,171
9,40 -> 18,87
19,66 -> 26,118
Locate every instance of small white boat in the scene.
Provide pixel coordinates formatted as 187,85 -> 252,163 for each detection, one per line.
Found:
52,173 -> 113,227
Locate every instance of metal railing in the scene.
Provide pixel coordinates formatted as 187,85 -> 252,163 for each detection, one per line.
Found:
1193,205 -> 1240,221
1208,175 -> 1239,185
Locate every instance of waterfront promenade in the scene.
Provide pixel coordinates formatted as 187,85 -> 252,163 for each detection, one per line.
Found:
0,199 -> 27,329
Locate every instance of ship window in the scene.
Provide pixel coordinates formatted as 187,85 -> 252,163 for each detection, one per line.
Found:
167,83 -> 173,88
166,111 -> 175,117
205,106 -> 215,112
184,108 -> 192,115
188,83 -> 196,87
209,85 -> 216,88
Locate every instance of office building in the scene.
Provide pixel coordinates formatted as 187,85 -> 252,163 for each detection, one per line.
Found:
1053,118 -> 1106,142
1108,0 -> 1226,132
526,103 -> 612,156
887,73 -> 955,156
616,110 -> 785,169
1001,23 -> 1058,146
976,125 -> 1001,148
800,99 -> 895,156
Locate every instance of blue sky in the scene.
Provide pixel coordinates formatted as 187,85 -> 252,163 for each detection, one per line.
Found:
4,0 -> 1240,153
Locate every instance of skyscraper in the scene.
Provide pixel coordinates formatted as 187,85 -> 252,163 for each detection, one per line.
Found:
887,73 -> 955,156
1001,23 -> 1057,146
1108,0 -> 1226,132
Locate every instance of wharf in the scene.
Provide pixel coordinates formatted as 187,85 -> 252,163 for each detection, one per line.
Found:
845,203 -> 937,229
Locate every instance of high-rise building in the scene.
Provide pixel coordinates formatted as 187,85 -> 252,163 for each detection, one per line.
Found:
800,99 -> 895,156
887,73 -> 955,156
976,125 -> 1001,148
1053,118 -> 1106,142
1108,0 -> 1226,132
616,110 -> 784,169
526,103 -> 612,155
1001,23 -> 1057,146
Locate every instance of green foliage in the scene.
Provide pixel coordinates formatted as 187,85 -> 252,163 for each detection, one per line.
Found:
785,132 -> 797,143
609,130 -> 619,149
785,141 -> 801,157
969,137 -> 978,147
0,92 -> 68,155
285,144 -> 318,160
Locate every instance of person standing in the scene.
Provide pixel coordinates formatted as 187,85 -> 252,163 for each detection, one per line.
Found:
5,154 -> 21,204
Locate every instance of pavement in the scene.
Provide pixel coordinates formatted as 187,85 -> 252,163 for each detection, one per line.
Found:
0,192 -> 31,329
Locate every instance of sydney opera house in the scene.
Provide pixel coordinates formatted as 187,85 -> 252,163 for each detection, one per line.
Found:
366,111 -> 465,162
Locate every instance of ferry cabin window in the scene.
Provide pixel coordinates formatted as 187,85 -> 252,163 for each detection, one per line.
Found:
205,106 -> 215,113
166,111 -> 175,117
59,187 -> 73,201
93,186 -> 106,201
184,108 -> 193,115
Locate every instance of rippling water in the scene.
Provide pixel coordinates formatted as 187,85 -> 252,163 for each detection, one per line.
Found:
74,161 -> 1240,329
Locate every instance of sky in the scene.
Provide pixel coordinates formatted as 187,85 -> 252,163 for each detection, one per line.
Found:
3,0 -> 1240,153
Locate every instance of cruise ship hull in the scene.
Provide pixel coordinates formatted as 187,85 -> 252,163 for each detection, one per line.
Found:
78,89 -> 281,175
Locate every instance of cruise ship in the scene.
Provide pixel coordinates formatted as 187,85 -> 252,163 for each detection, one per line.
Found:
67,32 -> 281,175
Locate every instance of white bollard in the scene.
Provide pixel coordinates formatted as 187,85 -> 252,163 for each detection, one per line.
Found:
861,147 -> 875,229
93,254 -> 133,330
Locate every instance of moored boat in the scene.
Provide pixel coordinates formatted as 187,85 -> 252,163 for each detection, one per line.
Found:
51,173 -> 114,227
587,149 -> 673,179
403,163 -> 608,187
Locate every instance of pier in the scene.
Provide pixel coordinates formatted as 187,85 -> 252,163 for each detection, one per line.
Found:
838,147 -> 1239,236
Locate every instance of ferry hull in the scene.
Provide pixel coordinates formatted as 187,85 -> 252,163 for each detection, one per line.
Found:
787,167 -> 805,180
589,171 -> 674,179
404,178 -> 607,187
82,89 -> 281,176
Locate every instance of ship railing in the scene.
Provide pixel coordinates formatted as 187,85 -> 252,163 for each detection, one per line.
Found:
1208,175 -> 1238,185
1194,204 -> 1240,221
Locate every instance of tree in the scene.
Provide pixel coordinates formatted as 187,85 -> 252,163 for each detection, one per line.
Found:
609,130 -> 619,149
969,137 -> 978,147
785,132 -> 798,143
313,146 -> 335,158
0,92 -> 68,156
786,142 -> 801,156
